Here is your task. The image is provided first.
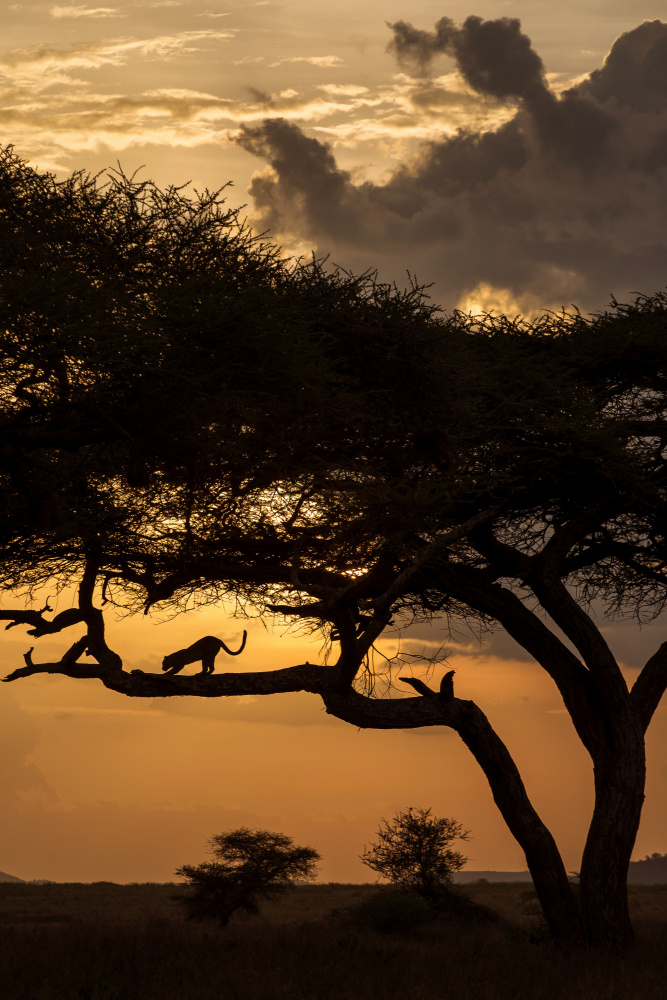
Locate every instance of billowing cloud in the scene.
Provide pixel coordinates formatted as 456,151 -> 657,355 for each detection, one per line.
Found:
578,18 -> 667,112
387,15 -> 547,103
236,17 -> 667,314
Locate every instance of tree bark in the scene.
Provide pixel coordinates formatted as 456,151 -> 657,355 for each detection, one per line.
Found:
443,700 -> 582,943
578,713 -> 646,946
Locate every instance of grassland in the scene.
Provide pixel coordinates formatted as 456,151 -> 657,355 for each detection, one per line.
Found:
2,881 -> 667,999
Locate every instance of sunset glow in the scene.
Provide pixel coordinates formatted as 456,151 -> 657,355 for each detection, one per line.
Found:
2,0 -> 667,888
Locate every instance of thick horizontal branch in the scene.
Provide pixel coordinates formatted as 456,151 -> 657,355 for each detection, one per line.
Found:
3,659 -> 105,682
2,656 -> 455,710
267,601 -> 330,621
0,602 -> 54,634
3,659 -> 333,697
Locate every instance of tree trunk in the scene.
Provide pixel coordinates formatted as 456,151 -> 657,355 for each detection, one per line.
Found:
452,701 -> 583,943
578,715 -> 646,946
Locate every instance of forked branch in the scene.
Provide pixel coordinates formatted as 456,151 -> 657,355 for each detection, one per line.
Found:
0,600 -> 85,637
631,641 -> 667,731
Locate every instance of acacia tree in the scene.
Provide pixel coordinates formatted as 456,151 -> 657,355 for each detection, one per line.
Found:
361,808 -> 469,903
175,829 -> 320,926
2,147 -> 667,946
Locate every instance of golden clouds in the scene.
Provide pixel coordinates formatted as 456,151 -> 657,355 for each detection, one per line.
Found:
50,6 -> 124,18
0,43 -> 444,169
1,29 -> 235,89
0,30 -> 238,164
0,11 -> 509,186
270,56 -> 343,68
318,84 -> 369,96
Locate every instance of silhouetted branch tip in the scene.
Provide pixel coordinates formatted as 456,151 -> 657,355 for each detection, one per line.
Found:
399,676 -> 436,697
440,670 -> 456,701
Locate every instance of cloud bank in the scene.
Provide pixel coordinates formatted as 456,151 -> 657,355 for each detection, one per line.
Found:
236,17 -> 667,313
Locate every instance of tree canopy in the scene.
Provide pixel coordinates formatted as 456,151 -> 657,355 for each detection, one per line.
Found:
361,807 -> 469,901
2,145 -> 667,946
175,828 -> 320,926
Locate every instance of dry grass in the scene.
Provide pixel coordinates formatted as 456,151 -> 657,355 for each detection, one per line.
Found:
2,882 -> 667,999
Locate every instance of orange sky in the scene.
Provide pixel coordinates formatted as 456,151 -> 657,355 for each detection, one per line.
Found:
2,0 -> 667,883
2,597 -> 667,883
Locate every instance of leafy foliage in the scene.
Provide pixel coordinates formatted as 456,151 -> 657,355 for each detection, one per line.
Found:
361,807 -> 469,903
4,143 -> 667,635
174,828 -> 320,927
0,144 -> 474,615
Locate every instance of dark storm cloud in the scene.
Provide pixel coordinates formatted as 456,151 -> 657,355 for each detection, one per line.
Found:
236,18 -> 667,313
236,118 -> 352,238
388,15 -> 548,104
389,14 -> 614,168
386,17 -> 454,77
578,19 -> 667,112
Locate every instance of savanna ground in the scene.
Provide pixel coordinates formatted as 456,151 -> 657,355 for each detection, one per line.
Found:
1,881 -> 667,999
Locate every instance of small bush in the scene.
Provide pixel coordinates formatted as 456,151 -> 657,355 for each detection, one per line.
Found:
334,887 -> 438,935
334,883 -> 498,936
361,807 -> 470,904
430,886 -> 499,924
